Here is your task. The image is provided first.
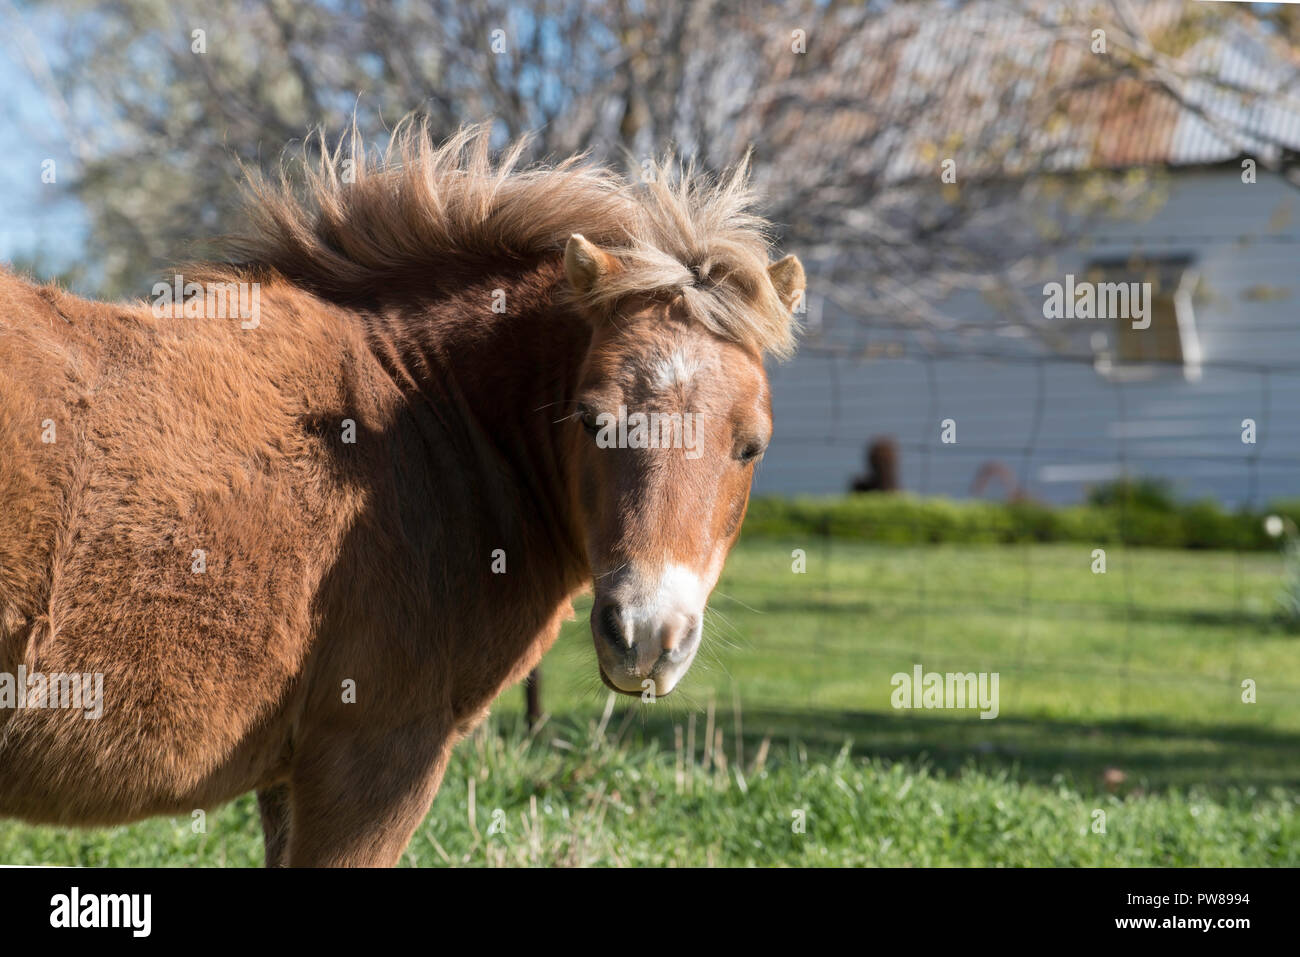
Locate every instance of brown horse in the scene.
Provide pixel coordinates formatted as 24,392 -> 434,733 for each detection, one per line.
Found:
0,123 -> 803,866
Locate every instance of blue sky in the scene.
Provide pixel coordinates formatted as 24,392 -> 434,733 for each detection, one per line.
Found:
0,7 -> 89,275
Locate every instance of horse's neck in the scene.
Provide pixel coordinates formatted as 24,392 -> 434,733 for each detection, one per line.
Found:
360,260 -> 591,583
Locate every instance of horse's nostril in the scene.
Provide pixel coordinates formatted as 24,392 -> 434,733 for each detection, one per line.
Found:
660,614 -> 698,652
596,602 -> 629,649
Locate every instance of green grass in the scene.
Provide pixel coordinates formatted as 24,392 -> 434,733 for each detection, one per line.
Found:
2,539 -> 1297,866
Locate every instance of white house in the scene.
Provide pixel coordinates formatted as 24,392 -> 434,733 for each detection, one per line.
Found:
757,3 -> 1300,509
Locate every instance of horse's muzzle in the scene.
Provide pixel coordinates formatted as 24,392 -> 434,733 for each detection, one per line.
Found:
590,594 -> 702,698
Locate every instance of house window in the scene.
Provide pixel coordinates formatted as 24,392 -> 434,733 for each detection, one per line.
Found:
1085,254 -> 1202,382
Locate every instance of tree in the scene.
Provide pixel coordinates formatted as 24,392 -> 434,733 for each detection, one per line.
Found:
12,0 -> 1299,349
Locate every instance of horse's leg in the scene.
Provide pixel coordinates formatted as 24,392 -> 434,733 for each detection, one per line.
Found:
286,719 -> 452,867
256,784 -> 292,868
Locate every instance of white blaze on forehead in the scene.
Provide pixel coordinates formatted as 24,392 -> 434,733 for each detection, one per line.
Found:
648,348 -> 702,391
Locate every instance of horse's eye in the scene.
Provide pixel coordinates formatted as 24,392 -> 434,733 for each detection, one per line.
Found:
578,406 -> 601,435
737,442 -> 766,464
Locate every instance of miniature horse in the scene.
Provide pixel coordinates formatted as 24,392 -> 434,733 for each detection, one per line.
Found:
0,124 -> 803,865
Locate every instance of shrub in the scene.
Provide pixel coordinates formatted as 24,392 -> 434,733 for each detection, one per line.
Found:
741,492 -> 1286,551
1086,477 -> 1178,513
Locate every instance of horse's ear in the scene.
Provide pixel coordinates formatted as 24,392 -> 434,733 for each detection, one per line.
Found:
565,234 -> 620,296
768,254 -> 805,312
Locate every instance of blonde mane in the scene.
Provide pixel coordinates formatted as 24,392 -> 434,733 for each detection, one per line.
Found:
230,120 -> 796,358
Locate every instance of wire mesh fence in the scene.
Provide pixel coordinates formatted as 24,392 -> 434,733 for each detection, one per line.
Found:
701,347 -> 1299,718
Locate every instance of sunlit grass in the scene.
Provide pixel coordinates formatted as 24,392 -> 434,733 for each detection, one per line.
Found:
2,540 -> 1296,866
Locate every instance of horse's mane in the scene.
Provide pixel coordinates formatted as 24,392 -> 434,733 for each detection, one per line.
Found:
227,119 -> 796,359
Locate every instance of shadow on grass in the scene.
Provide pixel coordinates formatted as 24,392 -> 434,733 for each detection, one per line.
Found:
743,596 -> 1297,634
536,704 -> 1300,797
